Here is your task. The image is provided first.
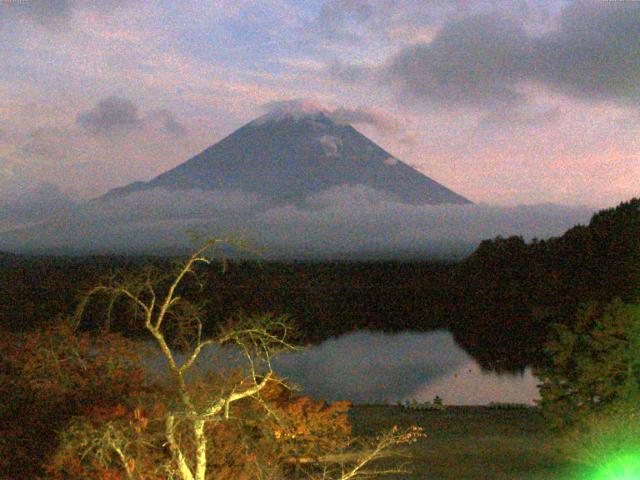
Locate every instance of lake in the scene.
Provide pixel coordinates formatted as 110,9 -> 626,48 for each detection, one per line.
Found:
152,329 -> 540,406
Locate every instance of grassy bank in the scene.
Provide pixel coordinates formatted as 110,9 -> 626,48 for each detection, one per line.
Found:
349,405 -> 579,479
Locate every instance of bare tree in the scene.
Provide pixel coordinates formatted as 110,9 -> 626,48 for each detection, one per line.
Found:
76,239 -> 420,480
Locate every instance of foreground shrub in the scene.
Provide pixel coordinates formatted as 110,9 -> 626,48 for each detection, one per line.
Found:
0,320 -> 145,478
536,299 -> 640,475
46,377 -> 353,479
535,299 -> 640,431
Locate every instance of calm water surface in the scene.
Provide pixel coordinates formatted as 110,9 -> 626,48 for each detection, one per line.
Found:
148,330 -> 540,406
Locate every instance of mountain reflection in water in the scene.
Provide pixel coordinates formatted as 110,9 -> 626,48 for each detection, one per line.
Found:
147,330 -> 540,405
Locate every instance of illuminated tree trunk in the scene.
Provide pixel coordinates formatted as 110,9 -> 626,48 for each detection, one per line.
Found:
193,418 -> 207,480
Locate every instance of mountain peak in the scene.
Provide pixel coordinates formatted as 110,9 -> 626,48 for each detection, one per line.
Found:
253,99 -> 330,125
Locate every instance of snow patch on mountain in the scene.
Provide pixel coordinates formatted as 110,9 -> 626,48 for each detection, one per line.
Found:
320,135 -> 342,157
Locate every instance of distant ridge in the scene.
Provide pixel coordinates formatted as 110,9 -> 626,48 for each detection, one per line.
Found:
101,108 -> 471,205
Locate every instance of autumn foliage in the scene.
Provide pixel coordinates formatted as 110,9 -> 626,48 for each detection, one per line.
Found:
0,320 -> 145,478
0,320 -> 353,479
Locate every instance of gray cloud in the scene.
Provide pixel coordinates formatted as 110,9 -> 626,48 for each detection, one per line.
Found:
76,96 -> 141,136
20,127 -> 76,160
313,0 -> 552,45
259,99 -> 327,120
0,0 -> 73,29
259,99 -> 401,134
478,105 -> 562,129
0,158 -> 18,195
386,14 -> 533,109
315,0 -> 374,41
338,1 -> 640,109
0,0 -> 129,29
534,1 -> 640,102
91,188 -> 263,223
76,99 -> 187,138
151,109 -> 188,137
328,106 -> 400,133
327,60 -> 375,84
0,182 -> 76,233
0,185 -> 594,257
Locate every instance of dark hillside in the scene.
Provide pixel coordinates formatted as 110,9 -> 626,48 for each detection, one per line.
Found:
450,197 -> 640,370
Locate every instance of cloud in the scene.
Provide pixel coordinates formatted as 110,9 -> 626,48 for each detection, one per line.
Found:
0,182 -> 77,233
0,0 -> 130,29
77,98 -> 187,138
259,99 -> 401,134
76,96 -> 141,136
1,1 -> 635,213
385,14 -> 532,109
336,2 -> 640,110
1,91 -> 193,198
478,105 -> 562,129
312,0 -> 548,46
148,109 -> 188,137
327,60 -> 375,84
0,158 -> 20,199
20,127 -> 77,161
92,188 -> 264,223
319,135 -> 341,157
328,106 -> 400,134
315,0 -> 374,41
0,0 -> 74,29
71,96 -> 187,137
0,185 -> 594,257
260,99 -> 328,118
534,1 -> 640,102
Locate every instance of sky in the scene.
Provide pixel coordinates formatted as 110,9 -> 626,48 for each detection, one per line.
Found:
0,0 -> 638,207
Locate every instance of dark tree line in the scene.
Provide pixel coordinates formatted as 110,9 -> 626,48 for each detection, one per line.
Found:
0,254 -> 453,343
450,198 -> 640,370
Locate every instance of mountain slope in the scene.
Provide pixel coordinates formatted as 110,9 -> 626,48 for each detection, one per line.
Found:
102,112 -> 471,205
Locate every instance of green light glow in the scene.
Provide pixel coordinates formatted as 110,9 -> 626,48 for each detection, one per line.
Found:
591,453 -> 640,480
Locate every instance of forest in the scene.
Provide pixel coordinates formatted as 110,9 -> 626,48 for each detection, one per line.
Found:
2,198 -> 638,371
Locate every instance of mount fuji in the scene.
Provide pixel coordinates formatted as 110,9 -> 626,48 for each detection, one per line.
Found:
102,105 -> 471,205
0,103 -> 518,257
